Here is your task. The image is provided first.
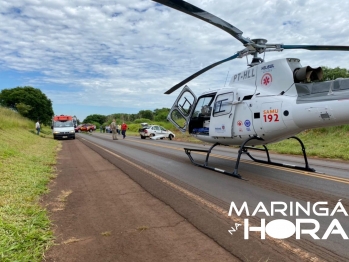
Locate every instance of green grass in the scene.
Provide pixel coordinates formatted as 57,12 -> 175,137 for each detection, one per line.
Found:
0,107 -> 59,261
265,126 -> 349,160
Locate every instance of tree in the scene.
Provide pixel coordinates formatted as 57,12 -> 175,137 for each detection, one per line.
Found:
322,67 -> 349,81
15,102 -> 32,116
139,110 -> 153,120
154,108 -> 170,122
0,86 -> 54,125
82,114 -> 107,125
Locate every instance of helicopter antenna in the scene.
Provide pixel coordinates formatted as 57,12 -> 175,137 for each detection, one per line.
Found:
224,70 -> 230,87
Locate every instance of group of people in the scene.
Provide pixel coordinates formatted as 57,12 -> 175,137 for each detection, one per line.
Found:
110,119 -> 128,140
35,117 -> 128,140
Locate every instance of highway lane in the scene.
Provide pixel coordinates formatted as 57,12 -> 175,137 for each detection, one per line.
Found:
76,132 -> 349,261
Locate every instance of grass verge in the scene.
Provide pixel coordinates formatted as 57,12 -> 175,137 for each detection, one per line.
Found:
0,107 -> 59,261
265,126 -> 349,160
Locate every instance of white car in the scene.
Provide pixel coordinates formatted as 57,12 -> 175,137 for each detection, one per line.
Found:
139,125 -> 175,140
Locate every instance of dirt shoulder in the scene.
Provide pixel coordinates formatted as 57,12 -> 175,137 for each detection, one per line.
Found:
42,139 -> 238,262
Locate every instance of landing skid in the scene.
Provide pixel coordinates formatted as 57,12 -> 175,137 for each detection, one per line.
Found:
184,142 -> 243,179
242,136 -> 316,172
183,136 -> 315,179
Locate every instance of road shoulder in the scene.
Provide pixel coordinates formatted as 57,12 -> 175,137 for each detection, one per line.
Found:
42,139 -> 237,262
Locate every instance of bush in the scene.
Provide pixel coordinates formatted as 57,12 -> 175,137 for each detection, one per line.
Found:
89,121 -> 100,129
133,118 -> 152,124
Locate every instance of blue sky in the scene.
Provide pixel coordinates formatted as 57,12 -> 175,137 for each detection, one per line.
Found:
1,0 -> 349,121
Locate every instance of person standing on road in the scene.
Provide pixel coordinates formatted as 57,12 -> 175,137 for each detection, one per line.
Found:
110,119 -> 118,140
35,120 -> 40,135
121,122 -> 128,139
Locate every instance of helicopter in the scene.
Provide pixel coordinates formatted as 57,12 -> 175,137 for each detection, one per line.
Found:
152,0 -> 349,179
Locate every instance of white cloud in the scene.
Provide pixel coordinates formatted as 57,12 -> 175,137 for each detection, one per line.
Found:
0,0 -> 349,120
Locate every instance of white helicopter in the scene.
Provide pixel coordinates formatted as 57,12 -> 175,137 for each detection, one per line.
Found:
153,0 -> 349,179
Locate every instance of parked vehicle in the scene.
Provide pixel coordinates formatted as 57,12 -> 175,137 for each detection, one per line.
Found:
105,126 -> 112,133
51,115 -> 75,140
75,124 -> 82,133
75,123 -> 96,133
139,124 -> 175,140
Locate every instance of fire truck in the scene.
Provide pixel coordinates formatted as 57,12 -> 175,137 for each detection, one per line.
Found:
51,115 -> 75,140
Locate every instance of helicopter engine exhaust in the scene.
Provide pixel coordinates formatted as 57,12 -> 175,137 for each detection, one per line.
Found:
294,66 -> 323,83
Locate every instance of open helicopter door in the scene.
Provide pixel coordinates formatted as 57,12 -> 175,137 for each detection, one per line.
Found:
167,85 -> 197,133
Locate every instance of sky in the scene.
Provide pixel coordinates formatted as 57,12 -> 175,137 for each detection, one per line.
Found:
1,0 -> 349,122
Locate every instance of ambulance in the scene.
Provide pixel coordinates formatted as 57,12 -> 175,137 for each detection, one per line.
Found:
51,115 -> 76,140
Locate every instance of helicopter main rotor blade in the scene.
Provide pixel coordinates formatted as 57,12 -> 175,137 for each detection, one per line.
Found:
164,53 -> 240,94
153,0 -> 250,45
281,45 -> 349,51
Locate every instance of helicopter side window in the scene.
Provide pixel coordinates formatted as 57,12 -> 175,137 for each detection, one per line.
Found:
189,94 -> 215,134
192,96 -> 215,118
213,93 -> 233,117
201,105 -> 212,116
213,98 -> 228,115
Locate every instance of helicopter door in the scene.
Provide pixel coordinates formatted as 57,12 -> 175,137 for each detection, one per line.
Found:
167,85 -> 197,133
209,92 -> 235,137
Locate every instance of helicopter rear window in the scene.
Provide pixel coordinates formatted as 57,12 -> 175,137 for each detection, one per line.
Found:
213,92 -> 233,117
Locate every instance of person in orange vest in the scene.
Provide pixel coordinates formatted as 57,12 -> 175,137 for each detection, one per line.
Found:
121,122 -> 128,139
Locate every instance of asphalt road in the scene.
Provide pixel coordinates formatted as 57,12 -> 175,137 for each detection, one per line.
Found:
76,132 -> 349,261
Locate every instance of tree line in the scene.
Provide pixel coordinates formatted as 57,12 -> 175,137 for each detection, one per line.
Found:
82,108 -> 170,128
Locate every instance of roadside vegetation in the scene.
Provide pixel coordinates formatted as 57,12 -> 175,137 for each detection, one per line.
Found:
0,107 -> 58,261
266,126 -> 349,160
